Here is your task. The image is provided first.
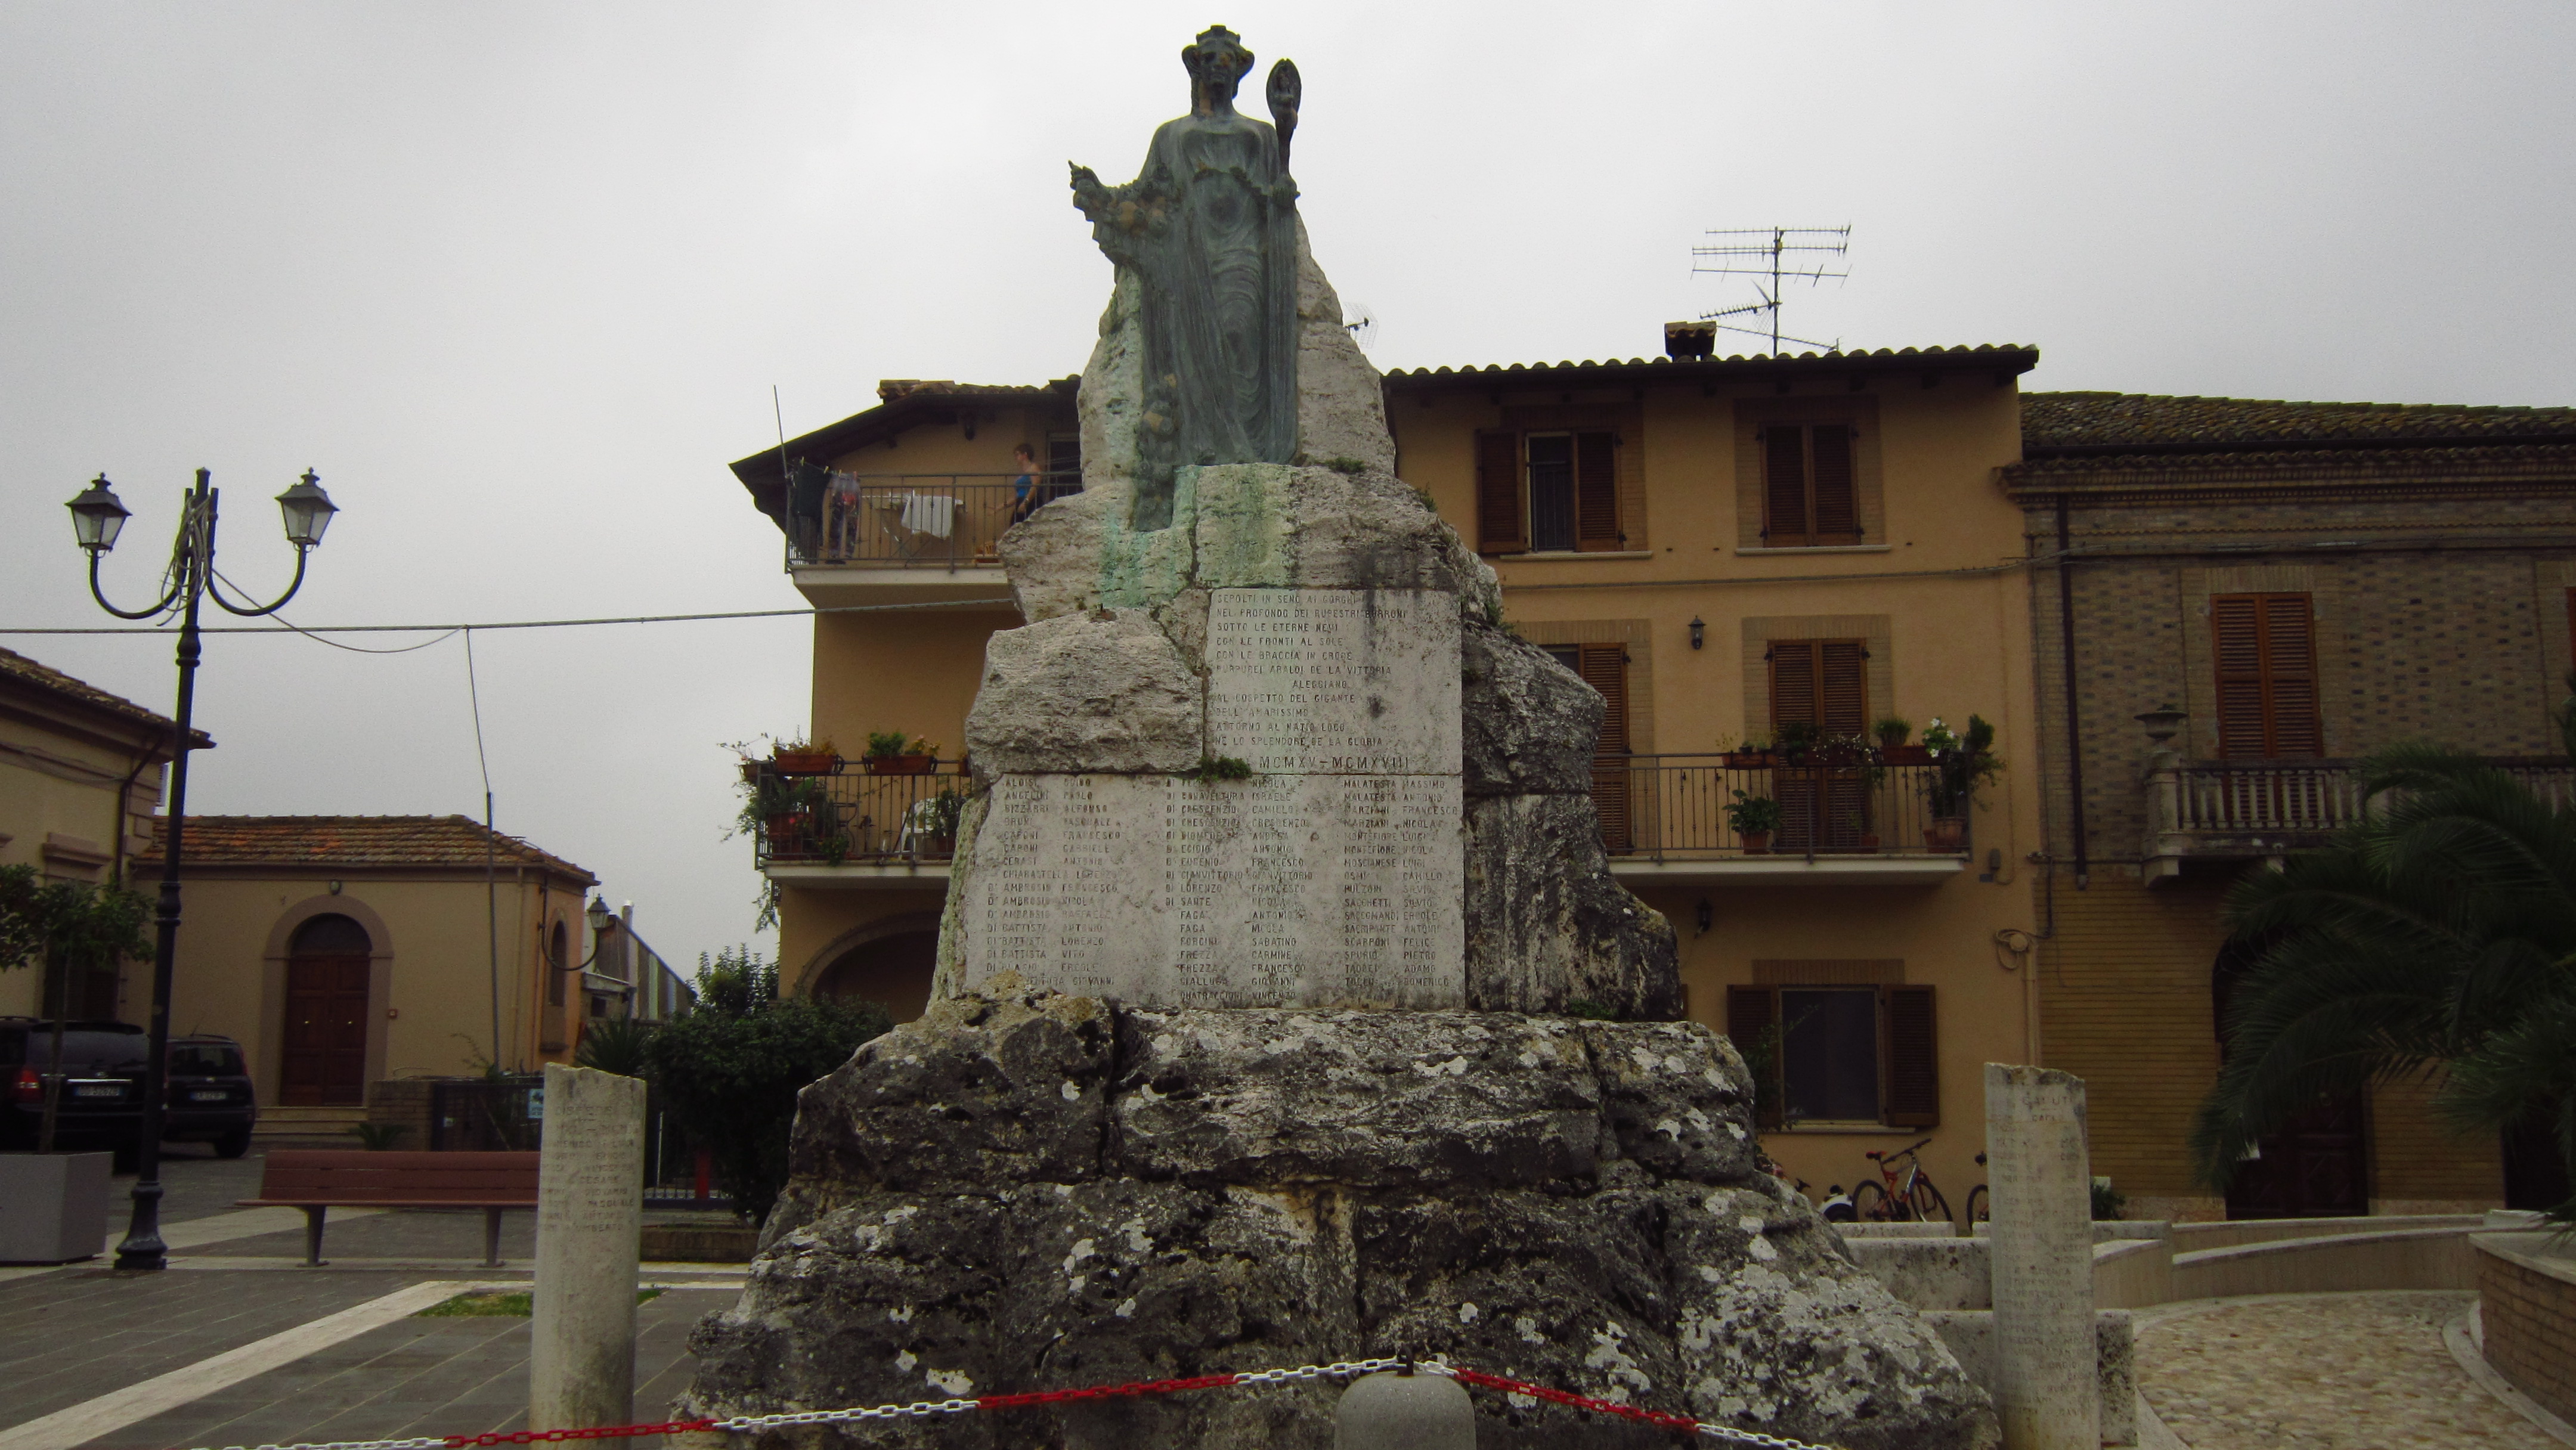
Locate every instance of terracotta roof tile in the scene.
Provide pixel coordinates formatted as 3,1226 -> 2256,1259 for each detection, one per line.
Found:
2021,392 -> 2576,455
1382,344 -> 2039,383
148,814 -> 593,884
0,646 -> 210,748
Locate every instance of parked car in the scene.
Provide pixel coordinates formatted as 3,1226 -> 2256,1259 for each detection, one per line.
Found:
1,1018 -> 150,1157
164,1034 -> 257,1158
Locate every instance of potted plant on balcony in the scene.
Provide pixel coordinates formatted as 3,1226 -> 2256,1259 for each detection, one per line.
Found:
862,731 -> 940,776
1723,733 -> 1773,770
1727,790 -> 1783,854
1921,714 -> 2002,853
736,776 -> 831,853
1775,721 -> 1822,767
770,735 -> 839,776
918,786 -> 967,857
1875,715 -> 1931,765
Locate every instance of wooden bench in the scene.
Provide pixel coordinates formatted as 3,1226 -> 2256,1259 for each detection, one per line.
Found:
239,1150 -> 539,1267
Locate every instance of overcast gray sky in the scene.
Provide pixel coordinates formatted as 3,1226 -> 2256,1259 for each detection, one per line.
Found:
5,1 -> 2571,969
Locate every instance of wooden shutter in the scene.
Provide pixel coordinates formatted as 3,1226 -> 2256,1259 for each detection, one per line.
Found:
1727,986 -> 1781,1129
1475,429 -> 1525,554
1576,643 -> 1631,851
2213,593 -> 2320,758
1575,430 -> 1621,550
1809,425 -> 1859,541
1769,640 -> 1820,730
1882,984 -> 1939,1127
1762,426 -> 1809,546
1819,640 -> 1868,738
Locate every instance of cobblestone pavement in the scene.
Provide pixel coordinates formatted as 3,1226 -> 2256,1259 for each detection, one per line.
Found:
2137,1291 -> 2559,1449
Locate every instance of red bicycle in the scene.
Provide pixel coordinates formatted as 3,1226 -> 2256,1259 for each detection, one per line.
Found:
1851,1137 -> 1953,1225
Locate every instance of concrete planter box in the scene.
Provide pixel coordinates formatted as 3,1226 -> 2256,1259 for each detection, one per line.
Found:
0,1151 -> 113,1263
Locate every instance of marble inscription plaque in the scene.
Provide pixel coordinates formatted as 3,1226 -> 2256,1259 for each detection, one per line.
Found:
1206,588 -> 1460,774
961,772 -> 1465,1008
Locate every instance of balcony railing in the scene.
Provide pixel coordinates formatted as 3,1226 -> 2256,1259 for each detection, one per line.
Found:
2144,755 -> 2576,878
783,473 -> 1081,569
1599,753 -> 1967,860
750,754 -> 1973,876
751,761 -> 971,869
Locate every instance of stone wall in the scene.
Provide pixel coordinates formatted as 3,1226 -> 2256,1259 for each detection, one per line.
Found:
2475,1233 -> 2576,1425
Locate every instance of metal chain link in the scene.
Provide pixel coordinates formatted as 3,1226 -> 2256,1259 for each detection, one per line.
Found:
175,1353 -> 1846,1450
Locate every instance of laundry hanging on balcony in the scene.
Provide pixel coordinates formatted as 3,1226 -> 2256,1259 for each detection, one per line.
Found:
896,491 -> 959,538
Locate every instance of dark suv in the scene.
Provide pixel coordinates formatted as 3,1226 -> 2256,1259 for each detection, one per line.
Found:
1,1018 -> 150,1155
164,1034 -> 257,1158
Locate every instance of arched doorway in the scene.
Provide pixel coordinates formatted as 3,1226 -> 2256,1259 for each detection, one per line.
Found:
282,913 -> 371,1106
2213,935 -> 2367,1218
812,928 -> 938,1023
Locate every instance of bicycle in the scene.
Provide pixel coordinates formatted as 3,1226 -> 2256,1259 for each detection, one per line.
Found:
1962,1152 -> 1990,1229
1850,1137 -> 1953,1225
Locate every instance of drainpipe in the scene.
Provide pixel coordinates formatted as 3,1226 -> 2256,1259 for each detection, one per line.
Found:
2055,495 -> 2089,889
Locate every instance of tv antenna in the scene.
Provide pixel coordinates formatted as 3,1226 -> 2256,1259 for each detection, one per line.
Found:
1691,225 -> 1850,356
1343,300 -> 1379,352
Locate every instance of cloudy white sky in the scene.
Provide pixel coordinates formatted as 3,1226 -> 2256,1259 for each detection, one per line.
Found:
4,1 -> 2571,969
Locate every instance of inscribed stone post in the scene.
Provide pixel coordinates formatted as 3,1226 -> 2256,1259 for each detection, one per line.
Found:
532,1064 -> 645,1439
1983,1063 -> 2099,1450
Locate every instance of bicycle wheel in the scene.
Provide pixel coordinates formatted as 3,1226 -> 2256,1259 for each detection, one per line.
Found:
1965,1184 -> 1990,1228
1850,1182 -> 1892,1222
1909,1178 -> 1952,1229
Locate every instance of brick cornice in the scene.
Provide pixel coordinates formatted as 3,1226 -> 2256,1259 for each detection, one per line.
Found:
1998,443 -> 2576,507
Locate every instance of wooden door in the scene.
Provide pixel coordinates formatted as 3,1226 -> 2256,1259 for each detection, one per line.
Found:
1550,645 -> 1633,853
2214,937 -> 2366,1217
1770,639 -> 1871,851
282,918 -> 371,1107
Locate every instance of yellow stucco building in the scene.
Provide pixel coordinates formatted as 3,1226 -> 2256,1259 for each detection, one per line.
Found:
730,346 -> 2046,1208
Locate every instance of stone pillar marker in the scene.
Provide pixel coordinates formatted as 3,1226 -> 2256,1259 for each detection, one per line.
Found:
531,1063 -> 646,1439
1983,1063 -> 2099,1450
1335,1370 -> 1474,1450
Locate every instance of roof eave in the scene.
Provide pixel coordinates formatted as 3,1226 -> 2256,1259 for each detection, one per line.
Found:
1381,346 -> 2041,393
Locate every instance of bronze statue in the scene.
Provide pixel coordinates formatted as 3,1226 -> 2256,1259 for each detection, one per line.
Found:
1073,26 -> 1302,529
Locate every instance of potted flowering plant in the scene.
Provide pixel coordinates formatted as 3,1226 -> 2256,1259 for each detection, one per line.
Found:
1920,714 -> 2001,853
862,731 -> 940,776
1723,733 -> 1773,770
1726,790 -> 1783,854
770,735 -> 839,776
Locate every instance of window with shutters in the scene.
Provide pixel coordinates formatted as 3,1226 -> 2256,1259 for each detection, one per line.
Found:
1767,638 -> 1871,850
2211,593 -> 2321,757
1727,981 -> 1937,1129
1475,428 -> 1624,554
1547,643 -> 1633,852
1760,423 -> 1862,547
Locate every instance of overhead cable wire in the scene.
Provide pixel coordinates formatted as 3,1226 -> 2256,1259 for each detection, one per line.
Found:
209,567 -> 463,653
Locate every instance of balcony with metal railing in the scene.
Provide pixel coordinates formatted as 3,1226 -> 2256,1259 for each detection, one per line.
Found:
750,760 -> 971,889
2141,753 -> 2576,882
751,752 -> 1981,890
781,472 -> 1079,603
1597,753 -> 1973,885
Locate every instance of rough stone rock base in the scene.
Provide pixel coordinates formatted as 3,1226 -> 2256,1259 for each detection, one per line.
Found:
679,992 -> 1998,1450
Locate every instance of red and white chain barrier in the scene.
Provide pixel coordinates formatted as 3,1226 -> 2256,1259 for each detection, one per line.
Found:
176,1355 -> 1846,1450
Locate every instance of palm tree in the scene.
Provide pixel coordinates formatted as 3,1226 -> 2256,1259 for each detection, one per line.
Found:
2191,708 -> 2576,1220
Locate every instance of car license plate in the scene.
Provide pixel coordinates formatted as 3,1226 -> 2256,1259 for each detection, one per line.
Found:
189,1090 -> 228,1102
73,1083 -> 122,1099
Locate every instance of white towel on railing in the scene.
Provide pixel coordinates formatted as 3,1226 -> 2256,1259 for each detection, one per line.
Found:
897,492 -> 958,538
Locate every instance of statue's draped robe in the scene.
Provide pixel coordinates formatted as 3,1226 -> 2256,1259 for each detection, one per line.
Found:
1075,111 -> 1299,529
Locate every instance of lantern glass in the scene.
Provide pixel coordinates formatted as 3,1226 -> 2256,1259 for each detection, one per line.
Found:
586,896 -> 614,935
275,471 -> 337,547
66,477 -> 131,553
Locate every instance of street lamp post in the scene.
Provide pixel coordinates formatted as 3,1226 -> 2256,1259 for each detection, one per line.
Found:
67,466 -> 336,1272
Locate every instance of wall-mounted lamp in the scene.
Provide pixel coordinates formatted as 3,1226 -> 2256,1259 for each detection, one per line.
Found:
1694,898 -> 1713,935
1689,616 -> 1705,650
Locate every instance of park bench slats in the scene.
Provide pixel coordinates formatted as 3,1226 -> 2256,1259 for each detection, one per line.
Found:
239,1148 -> 540,1267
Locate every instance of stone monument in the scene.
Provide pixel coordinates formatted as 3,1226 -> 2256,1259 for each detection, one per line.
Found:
1982,1065 -> 2099,1450
532,1063 -> 646,1440
679,29 -> 1996,1450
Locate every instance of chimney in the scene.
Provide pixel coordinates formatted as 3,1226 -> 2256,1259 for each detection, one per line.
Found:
1664,321 -> 1716,359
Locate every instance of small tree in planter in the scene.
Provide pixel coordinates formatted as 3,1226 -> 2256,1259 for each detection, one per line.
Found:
639,948 -> 890,1226
0,865 -> 150,1153
1921,715 -> 2002,852
1727,790 -> 1784,854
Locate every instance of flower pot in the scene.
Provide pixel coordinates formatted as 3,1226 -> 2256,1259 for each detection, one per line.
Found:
1880,745 -> 1931,765
0,1151 -> 113,1264
1923,817 -> 1968,853
922,834 -> 957,858
865,755 -> 937,776
1740,829 -> 1773,854
1723,752 -> 1772,770
771,752 -> 838,776
1857,833 -> 1882,853
765,814 -> 806,847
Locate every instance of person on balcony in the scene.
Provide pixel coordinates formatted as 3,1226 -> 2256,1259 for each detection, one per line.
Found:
1008,443 -> 1044,525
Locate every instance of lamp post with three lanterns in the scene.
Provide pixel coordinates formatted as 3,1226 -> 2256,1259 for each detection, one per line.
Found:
64,466 -> 337,1271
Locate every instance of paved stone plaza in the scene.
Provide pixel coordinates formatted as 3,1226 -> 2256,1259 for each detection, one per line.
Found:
2136,1291 -> 2564,1449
